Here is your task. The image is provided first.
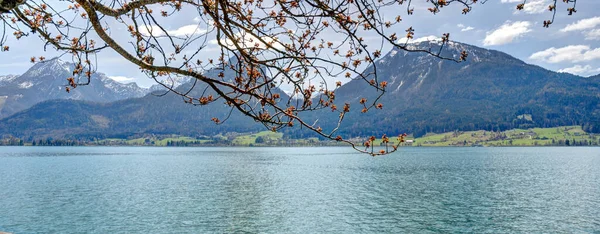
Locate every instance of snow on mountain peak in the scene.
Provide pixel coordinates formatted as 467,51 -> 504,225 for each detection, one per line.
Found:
24,58 -> 72,77
407,35 -> 442,44
18,81 -> 33,89
0,75 -> 18,83
382,39 -> 496,64
96,73 -> 148,97
150,76 -> 191,91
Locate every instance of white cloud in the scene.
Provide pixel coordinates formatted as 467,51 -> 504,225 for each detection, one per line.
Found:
457,24 -> 474,32
167,25 -> 206,37
139,25 -> 164,37
502,0 -> 550,14
560,17 -> 600,32
529,45 -> 600,63
558,65 -> 600,77
585,29 -> 600,40
461,27 -> 475,32
139,24 -> 206,37
108,76 -> 136,83
518,0 -> 550,14
483,21 -> 532,46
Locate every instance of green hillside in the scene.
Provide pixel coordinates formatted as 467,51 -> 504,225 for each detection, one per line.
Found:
413,126 -> 599,146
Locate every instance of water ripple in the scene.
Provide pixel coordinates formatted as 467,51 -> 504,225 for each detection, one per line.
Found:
0,147 -> 599,233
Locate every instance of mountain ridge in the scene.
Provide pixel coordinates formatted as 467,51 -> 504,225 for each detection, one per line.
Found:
316,41 -> 600,137
2,41 -> 600,139
0,58 -> 150,118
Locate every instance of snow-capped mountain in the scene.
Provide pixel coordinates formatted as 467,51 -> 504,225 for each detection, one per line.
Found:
0,75 -> 18,86
0,58 -> 150,118
149,76 -> 191,92
344,40 -> 522,95
3,41 -> 600,139
98,74 -> 149,98
314,40 -> 600,136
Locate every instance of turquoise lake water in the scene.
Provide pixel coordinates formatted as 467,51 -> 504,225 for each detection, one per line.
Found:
0,146 -> 599,233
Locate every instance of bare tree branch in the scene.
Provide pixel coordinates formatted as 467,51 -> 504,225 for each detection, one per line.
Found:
0,0 -> 580,156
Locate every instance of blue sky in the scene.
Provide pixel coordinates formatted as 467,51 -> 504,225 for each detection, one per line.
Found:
1,0 -> 599,87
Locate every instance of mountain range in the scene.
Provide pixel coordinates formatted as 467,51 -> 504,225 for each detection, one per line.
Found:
0,58 -> 194,119
1,41 -> 600,140
311,41 -> 600,137
0,58 -> 149,118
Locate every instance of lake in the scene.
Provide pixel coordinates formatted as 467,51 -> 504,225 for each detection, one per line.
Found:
0,147 -> 599,233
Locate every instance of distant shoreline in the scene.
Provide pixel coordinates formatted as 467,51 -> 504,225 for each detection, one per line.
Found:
1,144 -> 598,148
2,126 -> 598,147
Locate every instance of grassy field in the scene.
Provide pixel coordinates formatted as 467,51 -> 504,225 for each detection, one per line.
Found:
232,131 -> 284,145
413,126 -> 598,146
91,126 -> 598,147
154,137 -> 211,146
370,135 -> 415,146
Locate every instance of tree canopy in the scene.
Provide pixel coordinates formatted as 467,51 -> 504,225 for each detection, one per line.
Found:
0,0 -> 579,155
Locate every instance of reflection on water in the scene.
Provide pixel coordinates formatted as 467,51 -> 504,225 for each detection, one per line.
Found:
0,147 -> 599,233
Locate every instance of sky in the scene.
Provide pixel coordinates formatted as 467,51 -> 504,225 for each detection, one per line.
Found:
1,0 -> 599,88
